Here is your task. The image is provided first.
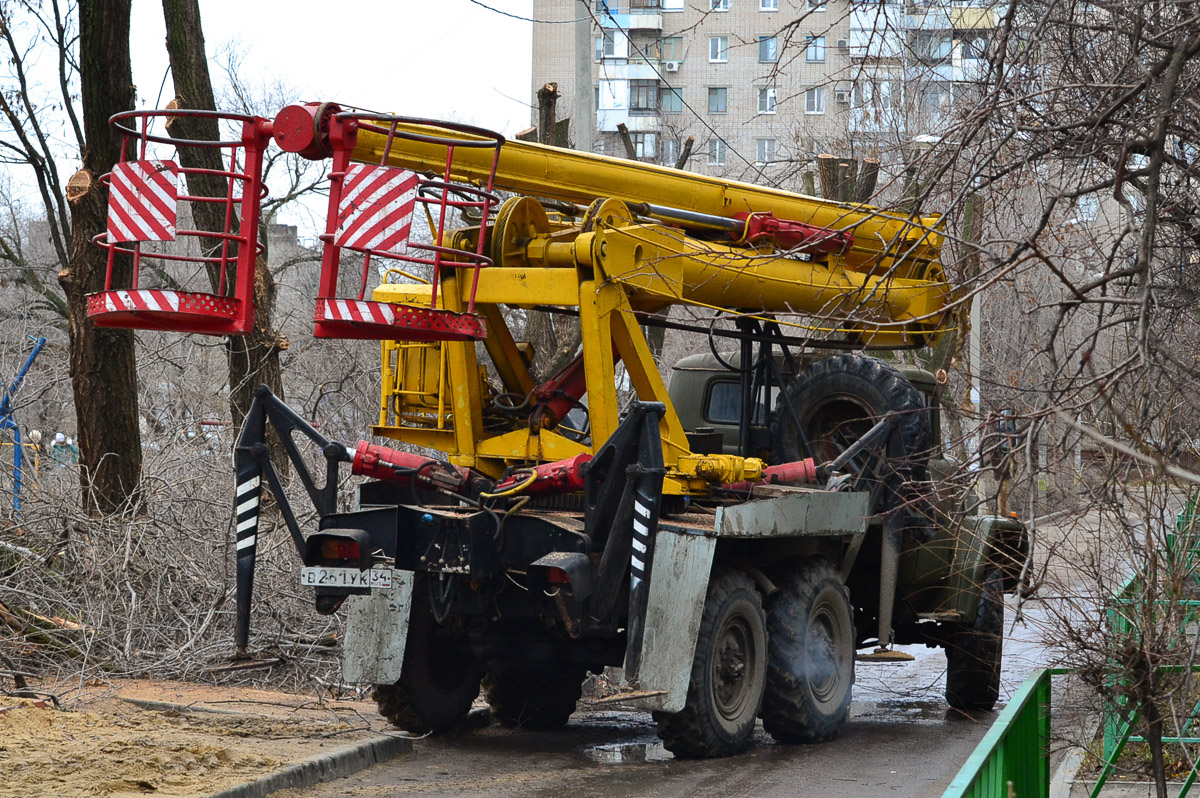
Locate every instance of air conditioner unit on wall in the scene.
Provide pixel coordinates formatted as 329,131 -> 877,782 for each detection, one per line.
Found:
664,60 -> 681,72
835,89 -> 851,103
837,38 -> 850,51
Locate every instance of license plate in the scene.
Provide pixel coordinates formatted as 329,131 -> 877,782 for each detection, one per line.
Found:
300,566 -> 393,589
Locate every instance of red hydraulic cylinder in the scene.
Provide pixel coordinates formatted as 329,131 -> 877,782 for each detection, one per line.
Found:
733,211 -> 853,255
350,440 -> 475,495
725,457 -> 818,491
491,453 -> 592,496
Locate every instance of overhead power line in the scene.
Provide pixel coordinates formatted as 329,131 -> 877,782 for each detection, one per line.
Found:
465,0 -> 590,24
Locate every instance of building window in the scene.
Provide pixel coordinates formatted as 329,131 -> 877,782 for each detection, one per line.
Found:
757,86 -> 777,114
630,132 -> 657,160
915,32 -> 952,62
805,87 -> 825,114
759,36 -> 778,62
597,31 -> 618,60
809,0 -> 826,10
961,34 -> 988,59
866,79 -> 891,109
661,87 -> 683,113
630,80 -> 659,114
595,87 -> 600,110
663,0 -> 684,9
761,0 -> 778,9
594,0 -> 613,11
711,0 -> 730,10
660,36 -> 683,61
709,36 -> 728,62
708,138 -> 727,166
806,36 -> 826,62
920,85 -> 949,111
756,138 -> 777,164
708,87 -> 728,114
631,0 -> 661,8
662,138 -> 680,165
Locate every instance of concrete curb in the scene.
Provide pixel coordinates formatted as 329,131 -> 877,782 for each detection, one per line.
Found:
1050,707 -> 1101,798
120,696 -> 247,716
203,733 -> 412,798
117,695 -> 413,798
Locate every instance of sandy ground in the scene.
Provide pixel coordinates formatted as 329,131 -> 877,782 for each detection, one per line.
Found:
0,680 -> 392,798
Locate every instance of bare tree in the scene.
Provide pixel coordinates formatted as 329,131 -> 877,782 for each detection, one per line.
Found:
54,0 -> 143,514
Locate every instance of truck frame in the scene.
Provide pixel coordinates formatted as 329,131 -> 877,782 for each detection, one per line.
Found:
94,103 -> 1028,758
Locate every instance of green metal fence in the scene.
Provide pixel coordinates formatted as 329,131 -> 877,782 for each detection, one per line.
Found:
941,669 -> 1053,798
943,491 -> 1200,798
1091,491 -> 1200,797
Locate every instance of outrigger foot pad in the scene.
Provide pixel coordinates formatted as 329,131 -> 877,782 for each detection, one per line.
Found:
856,647 -> 916,663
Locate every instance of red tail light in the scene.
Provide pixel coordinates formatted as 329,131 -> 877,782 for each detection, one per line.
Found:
547,567 -> 571,585
322,539 -> 361,561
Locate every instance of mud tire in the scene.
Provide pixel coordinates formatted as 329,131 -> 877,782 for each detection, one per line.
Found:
945,568 -> 1004,712
771,354 -> 931,480
654,569 -> 767,758
483,664 -> 587,729
371,580 -> 483,734
761,558 -> 855,744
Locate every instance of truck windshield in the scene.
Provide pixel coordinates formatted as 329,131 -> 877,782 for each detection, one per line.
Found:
706,381 -> 778,425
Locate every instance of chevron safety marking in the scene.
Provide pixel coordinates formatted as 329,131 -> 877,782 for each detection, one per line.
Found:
333,165 -> 418,255
107,160 -> 179,243
103,290 -> 183,313
315,299 -> 397,326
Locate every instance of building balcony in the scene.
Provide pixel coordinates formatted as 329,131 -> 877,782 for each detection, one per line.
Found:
599,61 -> 661,80
598,11 -> 662,31
596,110 -> 661,133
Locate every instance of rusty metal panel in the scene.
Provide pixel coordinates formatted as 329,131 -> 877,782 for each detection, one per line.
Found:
627,528 -> 716,713
714,489 -> 870,538
341,570 -> 413,685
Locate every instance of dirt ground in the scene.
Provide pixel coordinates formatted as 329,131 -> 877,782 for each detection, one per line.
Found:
0,679 -> 392,798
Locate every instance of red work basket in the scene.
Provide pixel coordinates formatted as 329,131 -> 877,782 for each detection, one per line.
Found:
310,111 -> 503,341
86,109 -> 271,335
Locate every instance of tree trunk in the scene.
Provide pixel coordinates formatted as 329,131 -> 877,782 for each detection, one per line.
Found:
160,0 -> 287,446
57,0 -> 143,515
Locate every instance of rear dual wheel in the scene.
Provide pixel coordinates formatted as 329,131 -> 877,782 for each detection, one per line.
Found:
372,577 -> 483,735
483,664 -> 587,729
761,559 -> 855,744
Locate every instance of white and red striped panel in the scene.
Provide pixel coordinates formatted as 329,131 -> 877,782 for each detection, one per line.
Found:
316,298 -> 396,326
107,160 -> 179,243
333,165 -> 418,256
101,289 -> 182,313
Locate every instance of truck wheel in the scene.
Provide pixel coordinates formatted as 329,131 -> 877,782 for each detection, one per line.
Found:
371,583 -> 483,734
482,664 -> 587,729
945,568 -> 1004,712
771,354 -> 930,480
761,558 -> 855,744
654,569 -> 767,758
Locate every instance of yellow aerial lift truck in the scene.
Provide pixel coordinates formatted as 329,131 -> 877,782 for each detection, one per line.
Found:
89,104 -> 1027,758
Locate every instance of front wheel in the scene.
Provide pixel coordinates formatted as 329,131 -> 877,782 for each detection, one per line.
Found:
654,569 -> 767,758
761,558 -> 855,744
945,568 -> 1004,712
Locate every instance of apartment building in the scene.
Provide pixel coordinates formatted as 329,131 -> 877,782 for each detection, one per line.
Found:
531,0 -> 998,189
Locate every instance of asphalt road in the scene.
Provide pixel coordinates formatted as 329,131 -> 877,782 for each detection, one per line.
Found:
289,583 -> 1066,798
293,698 -> 994,798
